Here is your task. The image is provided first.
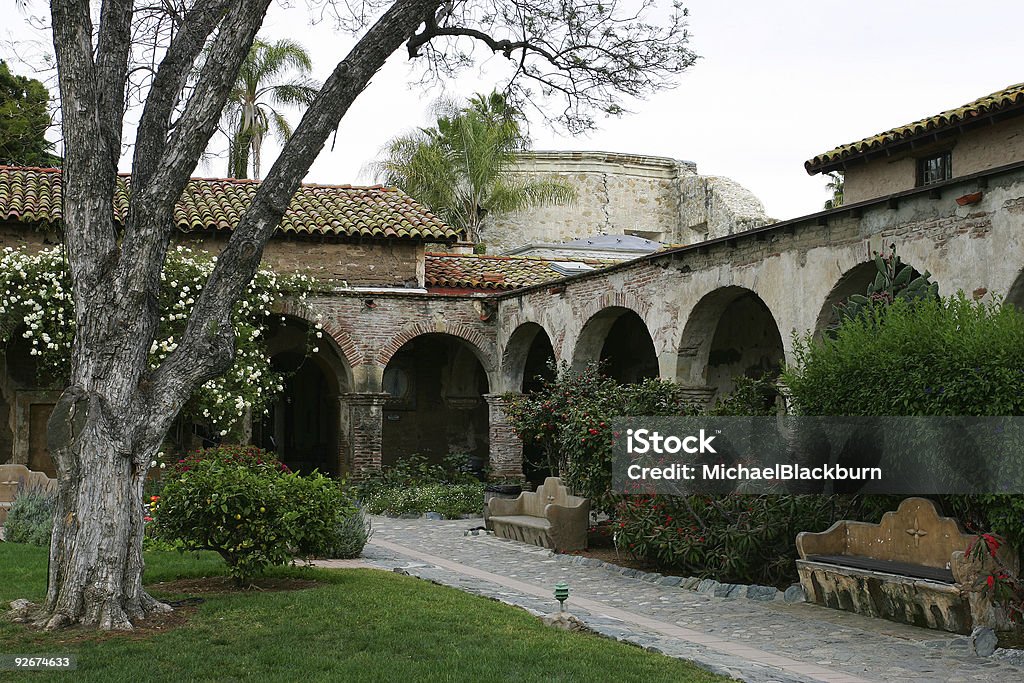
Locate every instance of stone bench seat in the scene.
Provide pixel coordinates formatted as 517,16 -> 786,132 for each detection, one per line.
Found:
803,554 -> 955,584
488,477 -> 589,552
796,497 -> 1018,634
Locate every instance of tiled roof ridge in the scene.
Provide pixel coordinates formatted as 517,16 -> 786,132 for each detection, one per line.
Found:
0,165 -> 396,192
805,82 -> 1024,172
425,251 -> 603,263
0,165 -> 457,241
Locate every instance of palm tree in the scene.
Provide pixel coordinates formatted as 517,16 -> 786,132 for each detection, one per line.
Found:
824,172 -> 844,209
372,92 -> 576,244
222,39 -> 319,180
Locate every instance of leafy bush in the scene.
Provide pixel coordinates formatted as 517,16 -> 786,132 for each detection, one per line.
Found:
614,494 -> 863,586
318,507 -> 372,559
361,482 -> 484,519
154,446 -> 357,582
506,363 -> 700,512
3,489 -> 54,546
785,295 -> 1024,417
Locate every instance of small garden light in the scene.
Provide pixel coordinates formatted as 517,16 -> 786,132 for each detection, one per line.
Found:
554,582 -> 569,612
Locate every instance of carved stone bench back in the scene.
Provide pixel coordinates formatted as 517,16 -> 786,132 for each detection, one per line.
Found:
840,498 -> 972,568
0,464 -> 56,503
521,477 -> 579,517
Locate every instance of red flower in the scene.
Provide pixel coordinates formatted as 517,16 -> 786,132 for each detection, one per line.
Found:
987,574 -> 995,589
143,516 -> 154,522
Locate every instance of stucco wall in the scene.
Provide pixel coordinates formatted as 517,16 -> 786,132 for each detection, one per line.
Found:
479,150 -> 770,252
843,117 -> 1024,204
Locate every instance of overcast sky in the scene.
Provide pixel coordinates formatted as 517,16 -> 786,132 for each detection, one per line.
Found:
5,1 -> 1024,221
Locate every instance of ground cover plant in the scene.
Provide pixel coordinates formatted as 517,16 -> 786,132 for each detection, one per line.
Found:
353,453 -> 485,518
0,544 -> 726,683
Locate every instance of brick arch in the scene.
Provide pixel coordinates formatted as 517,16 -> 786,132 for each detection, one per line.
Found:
571,304 -> 659,383
278,299 -> 362,373
575,291 -> 653,327
676,285 -> 784,396
375,321 -> 498,378
500,321 -> 556,392
812,256 -> 928,338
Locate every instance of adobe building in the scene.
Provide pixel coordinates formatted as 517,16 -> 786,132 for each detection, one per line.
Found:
805,83 -> 1024,204
1,82 -> 1023,480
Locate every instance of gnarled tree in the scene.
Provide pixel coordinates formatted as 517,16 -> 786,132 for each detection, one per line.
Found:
37,0 -> 696,630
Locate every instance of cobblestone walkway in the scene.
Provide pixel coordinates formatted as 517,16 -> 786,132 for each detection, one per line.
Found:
348,516 -> 1024,683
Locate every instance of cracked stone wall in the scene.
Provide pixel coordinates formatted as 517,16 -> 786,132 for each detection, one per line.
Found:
478,150 -> 771,253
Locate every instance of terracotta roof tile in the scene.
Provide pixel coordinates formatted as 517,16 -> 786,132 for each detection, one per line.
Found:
0,166 -> 460,241
425,252 -> 616,291
805,83 -> 1024,173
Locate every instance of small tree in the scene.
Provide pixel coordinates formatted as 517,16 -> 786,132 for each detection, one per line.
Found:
0,60 -> 58,166
824,171 -> 844,209
373,92 -> 576,243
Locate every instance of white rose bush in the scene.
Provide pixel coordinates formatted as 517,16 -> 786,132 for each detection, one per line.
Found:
0,244 -> 317,440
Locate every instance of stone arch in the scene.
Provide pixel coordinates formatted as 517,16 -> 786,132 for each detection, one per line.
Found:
381,332 -> 491,468
1008,268 -> 1024,310
813,258 -> 925,337
376,320 -> 497,382
573,306 -> 659,384
278,299 -> 362,374
256,314 -> 352,476
501,322 -> 556,393
677,286 -> 784,399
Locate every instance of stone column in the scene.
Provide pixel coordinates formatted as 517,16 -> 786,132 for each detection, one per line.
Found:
342,392 -> 389,479
483,393 -> 523,479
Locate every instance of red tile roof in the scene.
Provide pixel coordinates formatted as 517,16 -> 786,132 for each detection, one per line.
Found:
0,166 -> 460,241
425,252 -> 615,292
805,83 -> 1024,173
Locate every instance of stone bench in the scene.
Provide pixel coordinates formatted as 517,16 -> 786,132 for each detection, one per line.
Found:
0,464 -> 57,525
487,477 -> 589,552
796,497 -> 1017,634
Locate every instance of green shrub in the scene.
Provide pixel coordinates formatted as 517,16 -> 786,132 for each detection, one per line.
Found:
3,489 -> 54,546
614,494 -> 863,586
318,507 -> 372,559
506,363 -> 700,513
785,295 -> 1024,559
155,446 -> 356,582
785,295 -> 1024,417
362,482 -> 484,519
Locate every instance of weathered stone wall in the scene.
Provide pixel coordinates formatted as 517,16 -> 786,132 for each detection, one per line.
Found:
0,225 -> 426,288
843,117 -> 1024,204
184,234 -> 425,288
479,150 -> 770,252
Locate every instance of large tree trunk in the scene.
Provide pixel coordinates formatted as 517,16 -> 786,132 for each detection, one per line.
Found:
43,390 -> 169,630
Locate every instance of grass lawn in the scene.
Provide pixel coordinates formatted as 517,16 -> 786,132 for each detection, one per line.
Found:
0,544 -> 728,682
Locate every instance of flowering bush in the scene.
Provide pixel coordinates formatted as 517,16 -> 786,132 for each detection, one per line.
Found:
361,482 -> 484,519
0,245 -> 318,439
614,494 -> 858,586
965,530 -> 1024,625
505,363 -> 700,513
153,446 -> 358,582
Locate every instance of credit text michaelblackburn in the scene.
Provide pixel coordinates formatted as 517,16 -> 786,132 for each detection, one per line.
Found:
626,463 -> 883,482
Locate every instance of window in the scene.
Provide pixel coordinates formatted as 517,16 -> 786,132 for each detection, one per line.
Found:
917,151 -> 952,187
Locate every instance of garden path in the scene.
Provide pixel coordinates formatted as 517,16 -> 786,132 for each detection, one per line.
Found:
322,516 -> 1024,683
